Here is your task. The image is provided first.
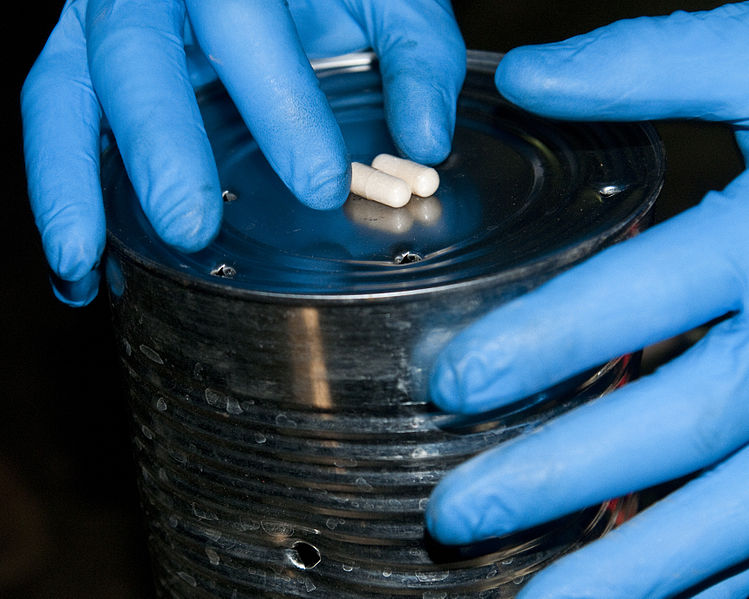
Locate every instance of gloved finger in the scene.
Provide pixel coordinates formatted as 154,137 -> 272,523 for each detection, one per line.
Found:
691,566 -> 749,599
514,445 -> 749,599
49,270 -> 101,308
286,0 -> 368,58
495,3 -> 749,125
184,0 -> 349,210
86,0 -> 222,252
346,0 -> 466,164
430,171 -> 749,415
21,1 -> 104,306
183,16 -> 217,89
426,315 -> 749,544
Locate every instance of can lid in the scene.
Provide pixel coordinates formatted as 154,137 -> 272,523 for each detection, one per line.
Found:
104,51 -> 664,299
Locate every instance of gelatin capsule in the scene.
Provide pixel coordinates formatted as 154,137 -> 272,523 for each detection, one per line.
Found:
350,162 -> 411,208
371,154 -> 440,197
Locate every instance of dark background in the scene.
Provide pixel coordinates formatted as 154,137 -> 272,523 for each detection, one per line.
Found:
4,1 -> 742,597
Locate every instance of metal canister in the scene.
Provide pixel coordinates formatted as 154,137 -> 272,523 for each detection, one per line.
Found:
102,51 -> 664,598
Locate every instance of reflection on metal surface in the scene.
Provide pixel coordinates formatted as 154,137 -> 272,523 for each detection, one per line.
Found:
289,307 -> 333,411
344,195 -> 415,234
343,192 -> 443,237
408,195 -> 443,226
597,183 -> 630,197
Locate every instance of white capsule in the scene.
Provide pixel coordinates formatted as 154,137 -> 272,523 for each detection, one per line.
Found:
350,162 -> 411,208
371,154 -> 440,197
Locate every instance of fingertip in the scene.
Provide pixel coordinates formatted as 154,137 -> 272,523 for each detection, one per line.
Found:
429,356 -> 464,413
294,161 -> 351,211
387,78 -> 455,165
395,124 -> 452,167
431,338 -> 517,416
398,132 -> 452,167
50,269 -> 101,307
153,186 -> 223,253
494,45 -> 569,116
425,473 -> 480,545
494,46 -> 535,101
41,218 -> 104,282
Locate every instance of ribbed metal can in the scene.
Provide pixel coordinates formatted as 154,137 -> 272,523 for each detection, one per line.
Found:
103,51 -> 664,598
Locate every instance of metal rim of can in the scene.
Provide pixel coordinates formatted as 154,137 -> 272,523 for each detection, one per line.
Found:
103,50 -> 665,303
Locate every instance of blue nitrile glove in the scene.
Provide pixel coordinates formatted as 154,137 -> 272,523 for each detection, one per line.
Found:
21,0 -> 465,306
427,4 -> 749,598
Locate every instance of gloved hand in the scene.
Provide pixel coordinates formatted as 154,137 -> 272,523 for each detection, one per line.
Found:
427,4 -> 749,598
21,0 -> 465,306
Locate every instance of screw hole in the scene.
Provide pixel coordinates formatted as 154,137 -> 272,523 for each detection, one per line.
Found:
210,264 -> 237,278
393,251 -> 423,265
222,190 -> 238,203
287,541 -> 321,570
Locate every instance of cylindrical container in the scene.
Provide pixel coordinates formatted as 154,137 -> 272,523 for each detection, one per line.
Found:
102,51 -> 664,598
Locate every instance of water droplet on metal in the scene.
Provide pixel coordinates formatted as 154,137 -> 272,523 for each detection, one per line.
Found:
226,397 -> 243,414
139,344 -> 164,364
204,388 -> 223,407
275,413 -> 298,428
355,477 -> 373,490
192,503 -> 219,521
205,547 -> 220,566
261,520 -> 293,537
417,571 -> 449,582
